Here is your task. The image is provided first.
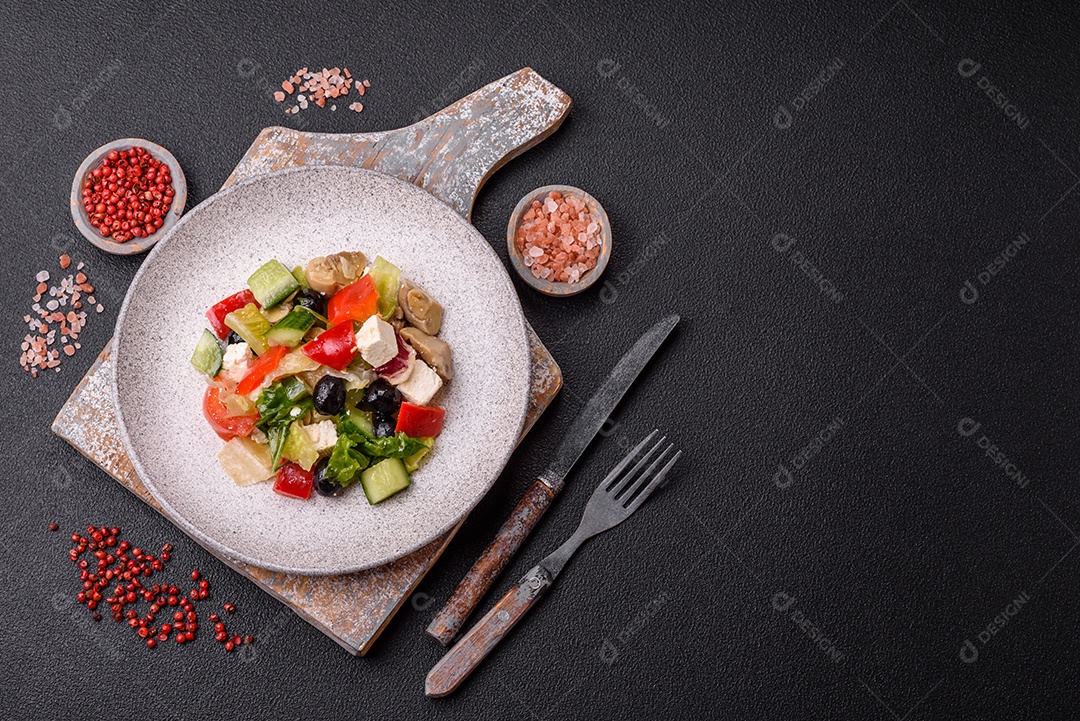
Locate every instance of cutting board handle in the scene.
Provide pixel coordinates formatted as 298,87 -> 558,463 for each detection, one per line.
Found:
225,68 -> 572,220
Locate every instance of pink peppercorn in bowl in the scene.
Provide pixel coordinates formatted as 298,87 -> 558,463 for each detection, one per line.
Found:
70,138 -> 187,256
506,184 -> 611,297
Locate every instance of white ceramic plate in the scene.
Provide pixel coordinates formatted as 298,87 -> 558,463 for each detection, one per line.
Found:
113,166 -> 531,575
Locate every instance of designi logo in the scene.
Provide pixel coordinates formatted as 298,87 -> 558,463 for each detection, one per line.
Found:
959,590 -> 1030,664
957,416 -> 1033,489
771,591 -> 845,663
600,637 -> 620,666
774,58 -> 845,131
959,232 -> 1031,305
957,58 -> 1031,130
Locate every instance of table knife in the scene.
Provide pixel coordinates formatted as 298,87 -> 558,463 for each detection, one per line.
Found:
425,314 -> 679,645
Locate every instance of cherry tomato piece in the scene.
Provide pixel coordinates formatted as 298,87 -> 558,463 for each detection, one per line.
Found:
203,386 -> 259,440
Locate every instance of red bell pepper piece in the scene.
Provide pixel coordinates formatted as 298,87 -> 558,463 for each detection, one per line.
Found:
202,386 -> 260,440
327,275 -> 379,327
395,402 -> 445,438
273,462 -> 314,500
300,321 -> 357,370
235,345 -> 288,395
206,289 -> 259,339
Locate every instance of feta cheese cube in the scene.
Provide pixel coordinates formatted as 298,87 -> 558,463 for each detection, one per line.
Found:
396,359 -> 443,406
355,315 -> 398,367
221,342 -> 252,385
302,419 -> 338,452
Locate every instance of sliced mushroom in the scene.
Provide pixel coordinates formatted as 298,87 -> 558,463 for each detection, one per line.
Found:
398,279 -> 443,336
305,251 -> 367,295
400,327 -> 453,380
389,300 -> 405,331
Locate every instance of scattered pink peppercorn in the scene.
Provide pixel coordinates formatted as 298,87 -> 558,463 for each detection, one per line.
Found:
59,527 -> 254,653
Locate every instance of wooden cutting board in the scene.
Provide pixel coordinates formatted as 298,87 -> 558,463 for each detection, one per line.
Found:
51,67 -> 569,655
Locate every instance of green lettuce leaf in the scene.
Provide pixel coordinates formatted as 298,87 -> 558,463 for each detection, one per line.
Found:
359,432 -> 428,459
326,411 -> 426,486
369,256 -> 401,320
325,432 -> 370,487
256,378 -> 313,469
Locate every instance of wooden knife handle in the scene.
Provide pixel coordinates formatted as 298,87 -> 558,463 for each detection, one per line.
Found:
425,564 -> 553,697
426,479 -> 556,645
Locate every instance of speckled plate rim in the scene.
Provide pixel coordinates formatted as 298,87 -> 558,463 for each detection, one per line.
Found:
506,184 -> 612,296
111,165 -> 530,575
69,138 -> 188,256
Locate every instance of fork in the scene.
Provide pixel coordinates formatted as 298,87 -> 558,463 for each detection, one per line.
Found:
425,430 -> 681,697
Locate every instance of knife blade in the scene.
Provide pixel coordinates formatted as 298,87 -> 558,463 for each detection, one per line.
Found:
539,313 -> 680,492
425,314 -> 679,645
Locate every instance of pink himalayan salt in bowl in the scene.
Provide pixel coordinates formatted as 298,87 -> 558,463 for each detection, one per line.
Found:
506,184 -> 611,297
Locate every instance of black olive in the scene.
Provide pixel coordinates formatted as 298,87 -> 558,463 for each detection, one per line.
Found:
373,414 -> 396,438
226,330 -> 244,345
363,380 -> 401,417
295,289 -> 326,316
313,375 -> 346,416
313,458 -> 345,497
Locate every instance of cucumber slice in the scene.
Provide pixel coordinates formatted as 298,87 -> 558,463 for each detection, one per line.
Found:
224,303 -> 270,356
344,408 -> 375,438
279,375 -> 311,403
292,265 -> 310,289
403,437 -> 435,472
282,422 -> 318,471
266,307 -> 316,348
360,457 -> 411,504
248,260 -> 301,308
190,329 -> 223,377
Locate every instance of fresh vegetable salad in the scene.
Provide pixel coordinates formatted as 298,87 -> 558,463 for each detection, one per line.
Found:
189,251 -> 452,504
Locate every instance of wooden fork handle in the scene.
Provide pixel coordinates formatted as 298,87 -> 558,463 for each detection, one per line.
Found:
425,564 -> 553,698
426,479 -> 556,645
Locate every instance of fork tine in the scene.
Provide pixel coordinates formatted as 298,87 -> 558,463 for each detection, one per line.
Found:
602,430 -> 659,492
610,437 -> 666,500
624,449 -> 681,513
619,444 -> 673,504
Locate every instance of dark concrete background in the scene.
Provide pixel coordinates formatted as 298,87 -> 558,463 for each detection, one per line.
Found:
3,1 -> 1079,718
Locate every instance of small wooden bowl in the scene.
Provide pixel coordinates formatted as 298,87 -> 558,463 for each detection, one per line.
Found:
70,138 -> 187,256
506,184 -> 611,297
